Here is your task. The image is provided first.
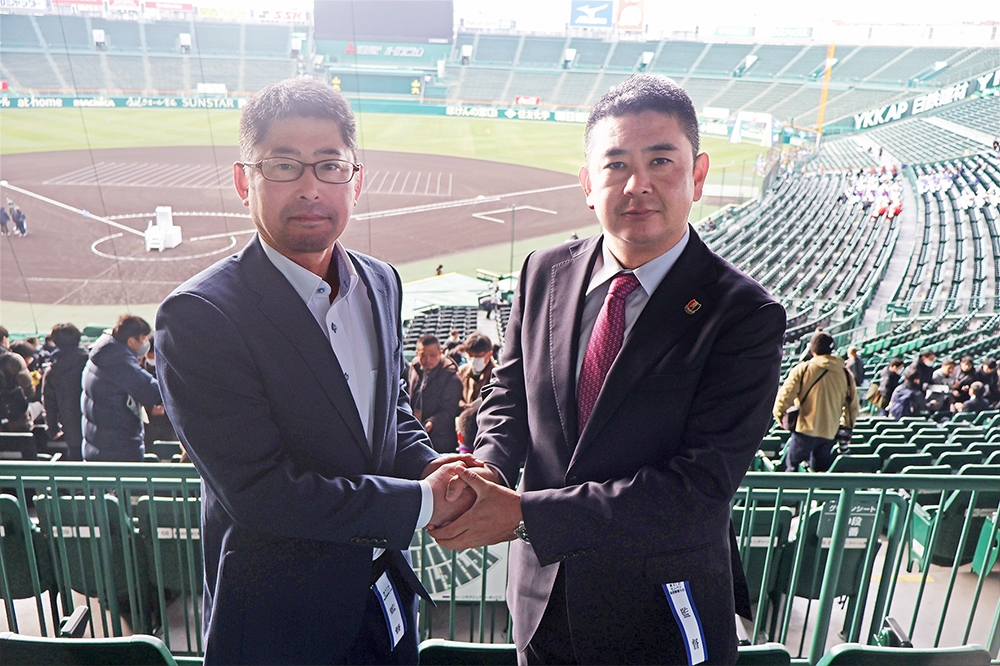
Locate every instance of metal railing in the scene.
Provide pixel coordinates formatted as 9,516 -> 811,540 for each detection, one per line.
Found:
1,462 -> 998,664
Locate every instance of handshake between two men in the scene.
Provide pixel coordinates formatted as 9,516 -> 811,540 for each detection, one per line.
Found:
419,454 -> 520,551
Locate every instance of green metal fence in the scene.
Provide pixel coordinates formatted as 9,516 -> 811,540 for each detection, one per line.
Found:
1,462 -> 998,665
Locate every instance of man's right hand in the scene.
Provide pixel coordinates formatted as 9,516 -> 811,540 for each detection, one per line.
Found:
424,462 -> 476,528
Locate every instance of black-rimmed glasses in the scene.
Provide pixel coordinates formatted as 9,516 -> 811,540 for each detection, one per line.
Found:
239,157 -> 361,184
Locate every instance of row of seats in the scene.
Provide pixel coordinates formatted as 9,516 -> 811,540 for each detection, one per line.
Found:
0,14 -> 299,56
453,35 -> 978,88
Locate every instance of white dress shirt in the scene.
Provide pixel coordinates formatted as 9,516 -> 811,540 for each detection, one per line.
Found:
575,226 -> 691,381
260,237 -> 434,542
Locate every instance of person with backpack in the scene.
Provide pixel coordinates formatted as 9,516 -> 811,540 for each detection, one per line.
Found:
774,331 -> 858,471
0,325 -> 36,432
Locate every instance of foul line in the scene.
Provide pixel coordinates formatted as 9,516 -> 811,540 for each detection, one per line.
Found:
473,205 -> 558,224
0,181 -> 144,237
355,183 -> 578,220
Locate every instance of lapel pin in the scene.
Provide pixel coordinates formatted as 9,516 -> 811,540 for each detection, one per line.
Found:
684,299 -> 701,315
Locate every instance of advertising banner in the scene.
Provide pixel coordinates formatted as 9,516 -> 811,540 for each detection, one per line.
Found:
852,67 -> 1000,131
569,0 -> 612,28
0,0 -> 46,8
145,1 -> 195,10
616,0 -> 645,31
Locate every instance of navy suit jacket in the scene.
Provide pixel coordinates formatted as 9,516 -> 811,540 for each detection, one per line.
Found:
474,228 -> 786,664
156,236 -> 438,665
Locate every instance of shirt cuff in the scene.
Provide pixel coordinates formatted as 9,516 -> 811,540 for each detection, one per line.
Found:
416,479 -> 433,530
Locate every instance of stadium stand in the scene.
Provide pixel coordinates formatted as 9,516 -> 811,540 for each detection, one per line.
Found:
650,41 -> 706,74
143,20 -> 193,53
0,14 -> 41,48
693,43 -> 755,76
474,35 -> 520,64
517,36 -> 566,66
34,14 -> 90,51
744,45 -> 805,78
567,37 -> 611,68
90,17 -> 143,52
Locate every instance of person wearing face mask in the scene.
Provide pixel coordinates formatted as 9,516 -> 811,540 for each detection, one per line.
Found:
908,349 -> 936,388
457,332 -> 495,409
81,314 -> 162,462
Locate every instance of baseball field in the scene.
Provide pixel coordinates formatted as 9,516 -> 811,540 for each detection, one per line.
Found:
0,106 -> 769,333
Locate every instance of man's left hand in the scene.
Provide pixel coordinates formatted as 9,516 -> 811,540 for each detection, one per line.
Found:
427,466 -> 522,550
420,453 -> 481,480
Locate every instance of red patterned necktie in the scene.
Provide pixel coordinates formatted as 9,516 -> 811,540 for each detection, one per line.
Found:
577,272 -> 641,435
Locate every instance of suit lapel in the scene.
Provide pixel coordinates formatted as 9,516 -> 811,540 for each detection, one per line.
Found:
572,231 -> 718,464
349,252 -> 392,467
549,237 -> 601,451
240,238 -> 370,458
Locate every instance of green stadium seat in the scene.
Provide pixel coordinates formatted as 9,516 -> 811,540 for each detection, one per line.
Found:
882,453 -> 933,474
908,465 -> 1000,570
418,638 -> 517,665
732,506 -> 794,603
736,643 -> 792,665
935,451 -> 983,471
0,495 -> 61,628
814,642 -> 990,665
919,443 -> 962,459
828,454 -> 880,473
0,632 -> 177,665
971,409 -> 999,425
874,443 -> 916,463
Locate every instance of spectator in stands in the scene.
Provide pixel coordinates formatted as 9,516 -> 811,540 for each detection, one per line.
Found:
959,381 -> 991,414
876,357 -> 905,413
81,315 -> 162,462
457,332 -> 495,408
926,357 -> 957,416
950,356 -> 978,407
8,341 -> 42,426
409,333 -> 463,454
774,331 -> 858,472
456,403 -> 479,455
846,345 -> 865,385
975,358 -> 999,406
156,78 -> 475,666
41,323 -> 88,461
909,350 -> 937,387
888,368 -> 926,419
443,339 -> 465,368
0,204 -> 8,235
0,325 -> 35,432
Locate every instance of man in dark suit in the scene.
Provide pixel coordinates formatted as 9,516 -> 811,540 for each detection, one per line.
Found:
156,78 -> 474,666
430,75 -> 785,664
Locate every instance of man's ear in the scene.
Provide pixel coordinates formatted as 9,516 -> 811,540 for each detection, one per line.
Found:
579,165 -> 594,209
234,163 -> 250,205
692,152 -> 710,202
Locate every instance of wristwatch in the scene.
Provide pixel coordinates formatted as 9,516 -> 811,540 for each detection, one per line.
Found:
513,520 -> 530,544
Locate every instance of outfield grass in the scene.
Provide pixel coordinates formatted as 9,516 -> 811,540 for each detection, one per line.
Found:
0,107 -> 769,331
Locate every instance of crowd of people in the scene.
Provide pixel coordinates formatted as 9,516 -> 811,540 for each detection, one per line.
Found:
0,317 -> 170,461
835,164 -> 904,220
871,349 -> 1000,420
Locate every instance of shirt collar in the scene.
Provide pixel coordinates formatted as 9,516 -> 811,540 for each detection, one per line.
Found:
587,225 -> 690,296
259,235 -> 357,305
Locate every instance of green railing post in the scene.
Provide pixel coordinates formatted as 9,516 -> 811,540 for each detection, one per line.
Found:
808,486 -> 854,665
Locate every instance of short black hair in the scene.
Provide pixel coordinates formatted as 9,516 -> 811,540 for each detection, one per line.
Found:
464,332 -> 493,355
417,334 -> 439,348
585,74 -> 700,162
904,368 -> 923,384
0,325 -> 8,342
983,358 -> 997,370
889,357 -> 904,368
809,331 -> 835,356
920,350 -> 937,359
51,323 -> 81,349
9,341 -> 34,360
239,77 -> 357,162
970,381 -> 986,397
112,315 -> 151,344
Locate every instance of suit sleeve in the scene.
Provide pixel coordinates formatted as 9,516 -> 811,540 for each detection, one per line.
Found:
470,254 -> 534,487
387,265 -> 441,480
156,291 -> 428,551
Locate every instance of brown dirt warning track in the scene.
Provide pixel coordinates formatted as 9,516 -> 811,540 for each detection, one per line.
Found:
0,146 -> 590,305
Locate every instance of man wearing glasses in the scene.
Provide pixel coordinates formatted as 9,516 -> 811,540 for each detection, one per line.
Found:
155,78 -> 476,665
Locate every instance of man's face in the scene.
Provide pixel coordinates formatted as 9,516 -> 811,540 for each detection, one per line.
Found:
962,361 -> 974,372
234,116 -> 362,261
417,343 -> 442,371
579,110 -> 708,267
942,363 -> 955,375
